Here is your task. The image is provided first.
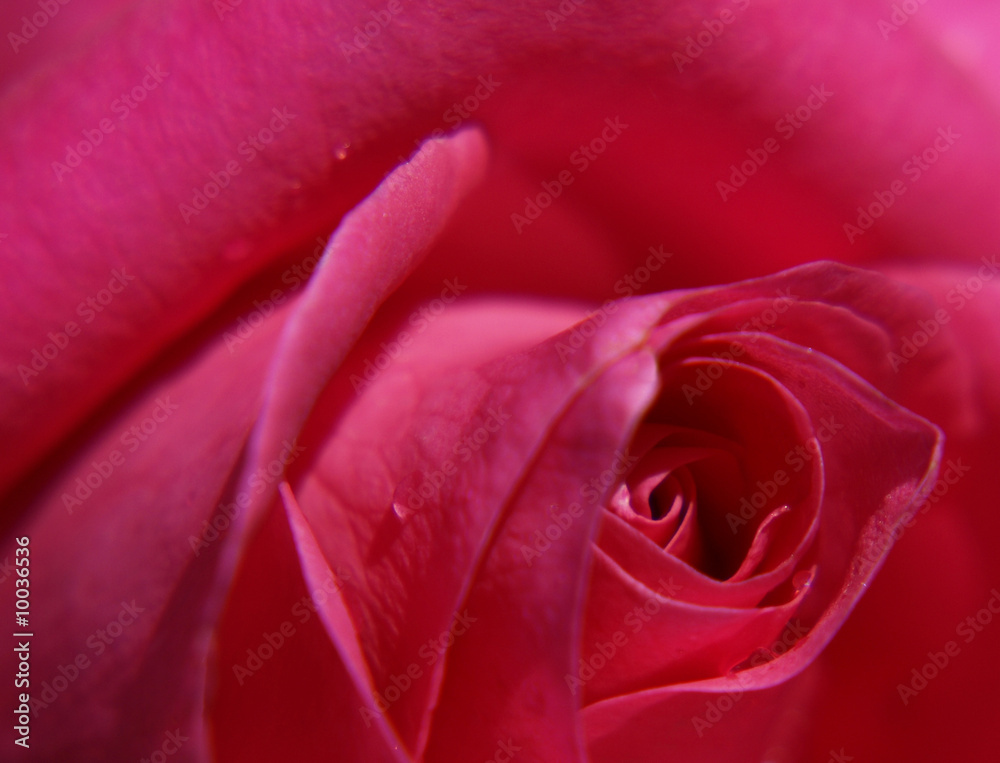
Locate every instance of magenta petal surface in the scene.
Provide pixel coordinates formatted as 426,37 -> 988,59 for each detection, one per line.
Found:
0,306 -> 290,760
270,261 -> 943,761
288,297 -> 662,755
3,0 -> 997,758
5,0 -> 1000,493
0,128 -> 485,760
422,352 -> 659,761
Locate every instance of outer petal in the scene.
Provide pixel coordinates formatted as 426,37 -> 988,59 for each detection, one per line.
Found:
230,127 -> 487,527
207,297 -> 589,760
283,295 -> 665,756
0,129 -> 485,760
422,352 -> 659,762
5,0 -> 1000,490
0,298 -> 290,761
792,263 -> 1000,762
210,486 -> 412,763
0,0 -> 133,90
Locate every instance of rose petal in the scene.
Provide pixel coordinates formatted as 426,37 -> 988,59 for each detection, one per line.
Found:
422,352 -> 658,761
0,128 -> 485,759
6,0 -> 1000,491
580,265 -> 944,758
232,127 -> 488,515
0,301 -> 291,759
209,485 -> 411,762
288,296 -> 665,753
792,262 -> 1000,761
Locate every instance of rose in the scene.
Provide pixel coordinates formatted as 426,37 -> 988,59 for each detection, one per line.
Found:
209,259 -> 943,761
2,0 -> 1000,760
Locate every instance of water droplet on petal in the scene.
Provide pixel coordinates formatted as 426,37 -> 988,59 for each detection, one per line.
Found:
792,569 -> 813,591
333,143 -> 350,161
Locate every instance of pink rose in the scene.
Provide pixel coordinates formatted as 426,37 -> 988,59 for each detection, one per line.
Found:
210,259 -> 945,761
2,1 -> 999,760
